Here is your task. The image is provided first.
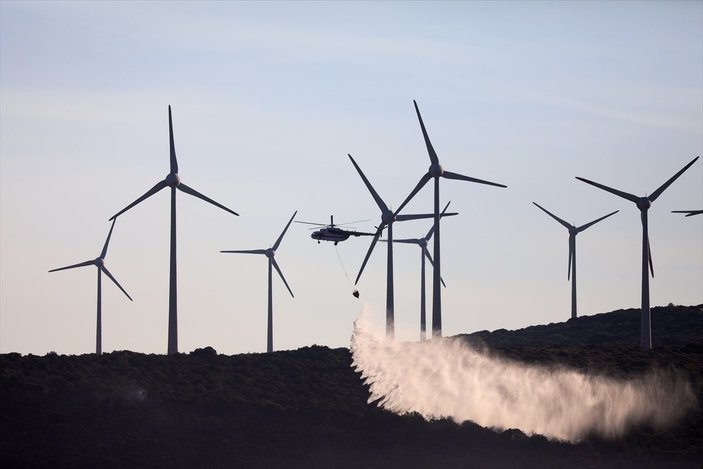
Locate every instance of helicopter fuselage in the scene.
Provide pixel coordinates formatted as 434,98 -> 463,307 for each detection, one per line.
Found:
311,227 -> 354,245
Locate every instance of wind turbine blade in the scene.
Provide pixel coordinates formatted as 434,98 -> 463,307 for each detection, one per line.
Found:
567,237 -> 573,281
649,156 -> 699,203
355,228 -> 383,285
273,211 -> 297,251
220,249 -> 267,255
672,210 -> 703,217
101,266 -> 133,301
178,183 -> 239,216
647,234 -> 654,278
413,100 -> 439,165
576,210 -> 619,233
442,170 -> 507,188
168,105 -> 178,174
100,218 -> 117,259
532,202 -> 572,230
348,154 -> 389,213
272,258 -> 294,298
396,211 -> 457,222
395,172 -> 432,217
380,238 -> 419,244
575,177 -> 639,203
425,201 -> 452,240
423,247 -> 446,287
49,259 -> 95,273
110,179 -> 168,220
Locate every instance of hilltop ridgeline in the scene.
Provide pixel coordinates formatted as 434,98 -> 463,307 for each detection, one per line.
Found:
1,304 -> 701,468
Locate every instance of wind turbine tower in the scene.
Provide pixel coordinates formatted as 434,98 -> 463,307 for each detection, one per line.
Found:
348,154 -> 455,339
533,202 -> 618,319
395,100 -> 507,338
49,218 -> 132,354
221,211 -> 297,353
576,156 -> 699,348
110,106 -> 239,355
381,201 -> 452,340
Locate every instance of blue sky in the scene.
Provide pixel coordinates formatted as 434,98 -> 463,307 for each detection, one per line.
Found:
1,1 -> 701,355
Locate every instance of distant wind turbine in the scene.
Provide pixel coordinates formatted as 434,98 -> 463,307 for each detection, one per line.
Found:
576,156 -> 699,349
381,201 -> 452,340
221,211 -> 297,353
672,210 -> 703,217
532,202 -> 618,319
110,106 -> 239,355
394,100 -> 507,338
49,218 -> 132,355
348,154 -> 456,339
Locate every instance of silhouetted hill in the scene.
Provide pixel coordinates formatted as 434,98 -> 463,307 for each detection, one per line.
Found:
1,304 -> 701,468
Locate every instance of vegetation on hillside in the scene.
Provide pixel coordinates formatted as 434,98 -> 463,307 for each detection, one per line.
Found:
1,304 -> 701,468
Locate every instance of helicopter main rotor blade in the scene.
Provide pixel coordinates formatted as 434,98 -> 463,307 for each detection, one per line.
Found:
168,105 -> 178,174
273,211 -> 297,251
101,266 -> 133,301
178,183 -> 239,216
533,202 -> 572,230
649,156 -> 699,203
100,218 -> 118,259
294,221 -> 328,227
49,259 -> 95,273
110,179 -> 169,220
272,258 -> 294,298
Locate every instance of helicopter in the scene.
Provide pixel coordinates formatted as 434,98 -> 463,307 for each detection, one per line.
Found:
295,215 -> 376,245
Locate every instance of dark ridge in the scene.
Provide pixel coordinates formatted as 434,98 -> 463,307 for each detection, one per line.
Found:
1,304 -> 702,468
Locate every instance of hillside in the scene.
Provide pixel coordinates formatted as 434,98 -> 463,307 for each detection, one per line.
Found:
1,304 -> 702,468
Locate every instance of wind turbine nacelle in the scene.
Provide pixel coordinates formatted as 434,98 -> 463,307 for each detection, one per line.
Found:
637,198 -> 652,210
166,173 -> 181,187
94,258 -> 104,267
429,163 -> 444,177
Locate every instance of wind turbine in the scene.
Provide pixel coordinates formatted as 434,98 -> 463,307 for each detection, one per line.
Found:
221,211 -> 297,353
110,106 -> 239,355
672,210 -> 703,217
394,100 -> 507,338
49,218 -> 132,355
532,202 -> 618,319
381,201 -> 452,340
348,154 -> 456,339
576,156 -> 699,349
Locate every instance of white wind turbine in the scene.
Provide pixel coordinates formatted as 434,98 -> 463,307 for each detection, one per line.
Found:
49,218 -> 132,354
110,106 -> 239,355
221,211 -> 297,353
381,201 -> 452,340
576,156 -> 699,348
532,202 -> 618,319
348,154 -> 456,339
394,100 -> 507,337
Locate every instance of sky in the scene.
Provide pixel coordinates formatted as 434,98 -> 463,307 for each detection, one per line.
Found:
1,1 -> 701,356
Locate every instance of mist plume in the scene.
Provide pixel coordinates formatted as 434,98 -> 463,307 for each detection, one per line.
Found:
350,309 -> 696,442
